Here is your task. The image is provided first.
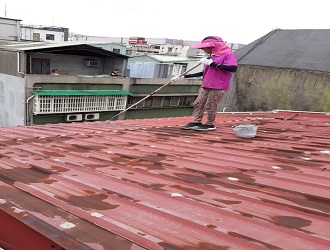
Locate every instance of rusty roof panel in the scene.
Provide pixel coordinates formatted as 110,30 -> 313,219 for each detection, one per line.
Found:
0,111 -> 330,249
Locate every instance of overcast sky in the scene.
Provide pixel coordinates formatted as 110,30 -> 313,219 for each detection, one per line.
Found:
2,0 -> 329,44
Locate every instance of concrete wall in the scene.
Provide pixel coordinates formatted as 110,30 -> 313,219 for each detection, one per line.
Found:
0,17 -> 20,41
0,73 -> 25,127
219,65 -> 330,112
0,51 -> 20,76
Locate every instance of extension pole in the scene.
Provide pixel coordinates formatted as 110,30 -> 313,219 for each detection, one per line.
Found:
111,62 -> 202,120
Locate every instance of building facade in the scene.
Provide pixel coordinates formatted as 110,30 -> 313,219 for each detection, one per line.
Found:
21,25 -> 69,42
0,40 -> 200,127
0,17 -> 21,41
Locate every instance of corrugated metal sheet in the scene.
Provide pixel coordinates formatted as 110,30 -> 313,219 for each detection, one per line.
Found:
1,41 -> 105,50
0,111 -> 329,249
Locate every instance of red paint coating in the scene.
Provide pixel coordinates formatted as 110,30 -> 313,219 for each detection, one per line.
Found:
0,111 -> 329,249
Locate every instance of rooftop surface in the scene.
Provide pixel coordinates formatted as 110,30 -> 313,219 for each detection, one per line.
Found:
0,111 -> 329,250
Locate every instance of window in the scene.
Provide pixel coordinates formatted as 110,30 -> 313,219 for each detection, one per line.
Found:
33,33 -> 40,41
46,34 -> 55,40
162,97 -> 171,106
170,97 -> 180,106
31,58 -> 50,74
180,96 -> 196,106
152,97 -> 162,107
144,98 -> 153,108
128,96 -> 196,109
113,48 -> 121,54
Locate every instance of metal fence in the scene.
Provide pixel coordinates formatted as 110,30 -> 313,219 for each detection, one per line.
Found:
33,95 -> 128,114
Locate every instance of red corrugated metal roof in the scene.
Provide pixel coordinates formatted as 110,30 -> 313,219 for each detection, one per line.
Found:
0,111 -> 329,249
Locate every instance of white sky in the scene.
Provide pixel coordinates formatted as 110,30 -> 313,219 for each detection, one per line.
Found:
2,0 -> 329,44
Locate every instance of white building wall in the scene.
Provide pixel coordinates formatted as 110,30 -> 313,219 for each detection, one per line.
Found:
0,17 -> 21,41
0,73 -> 25,127
21,27 -> 65,42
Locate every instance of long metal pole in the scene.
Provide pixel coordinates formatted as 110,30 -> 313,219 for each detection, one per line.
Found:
111,62 -> 202,120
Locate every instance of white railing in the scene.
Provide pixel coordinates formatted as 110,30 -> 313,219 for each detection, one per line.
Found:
33,95 -> 128,114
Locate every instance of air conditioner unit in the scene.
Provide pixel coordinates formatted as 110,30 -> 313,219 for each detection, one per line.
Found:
83,59 -> 100,67
84,113 -> 100,121
66,114 -> 83,122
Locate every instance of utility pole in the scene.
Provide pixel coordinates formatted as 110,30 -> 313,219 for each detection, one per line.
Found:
4,4 -> 7,17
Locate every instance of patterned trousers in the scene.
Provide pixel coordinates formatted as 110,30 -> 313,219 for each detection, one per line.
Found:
193,88 -> 227,126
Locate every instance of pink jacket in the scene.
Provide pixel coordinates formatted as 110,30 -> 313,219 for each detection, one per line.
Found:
202,52 -> 238,90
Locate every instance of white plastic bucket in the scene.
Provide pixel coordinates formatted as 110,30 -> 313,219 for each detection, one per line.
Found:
232,124 -> 258,138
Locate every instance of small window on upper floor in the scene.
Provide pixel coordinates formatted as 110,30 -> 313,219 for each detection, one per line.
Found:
113,48 -> 120,54
46,34 -> 55,40
33,33 -> 40,41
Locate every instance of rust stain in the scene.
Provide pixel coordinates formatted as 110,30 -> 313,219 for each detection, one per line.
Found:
103,188 -> 141,203
170,185 -> 204,195
256,148 -> 304,158
45,136 -> 73,142
0,166 -> 56,185
56,193 -> 120,210
271,216 -> 312,229
54,144 -> 108,153
238,212 -> 255,218
149,183 -> 166,190
0,140 -> 21,146
158,241 -> 230,250
228,232 -> 283,250
261,195 -> 330,214
121,142 -> 139,147
206,224 -> 217,229
80,190 -> 95,195
50,166 -> 69,173
83,164 -> 110,169
217,172 -> 256,183
174,172 -> 259,192
39,150 -> 66,158
173,173 -> 220,185
109,153 -> 166,170
271,164 -> 300,171
214,199 -> 242,205
21,138 -> 49,144
271,157 -> 324,167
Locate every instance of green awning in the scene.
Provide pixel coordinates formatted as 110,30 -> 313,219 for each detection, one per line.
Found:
33,90 -> 131,96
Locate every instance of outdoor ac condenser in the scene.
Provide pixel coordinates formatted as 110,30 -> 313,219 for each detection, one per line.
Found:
84,113 -> 100,121
66,114 -> 83,122
83,59 -> 100,67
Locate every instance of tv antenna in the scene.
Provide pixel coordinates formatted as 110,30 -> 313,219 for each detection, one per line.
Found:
4,4 -> 8,17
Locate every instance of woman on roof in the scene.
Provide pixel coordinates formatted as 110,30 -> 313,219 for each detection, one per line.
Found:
172,36 -> 238,131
